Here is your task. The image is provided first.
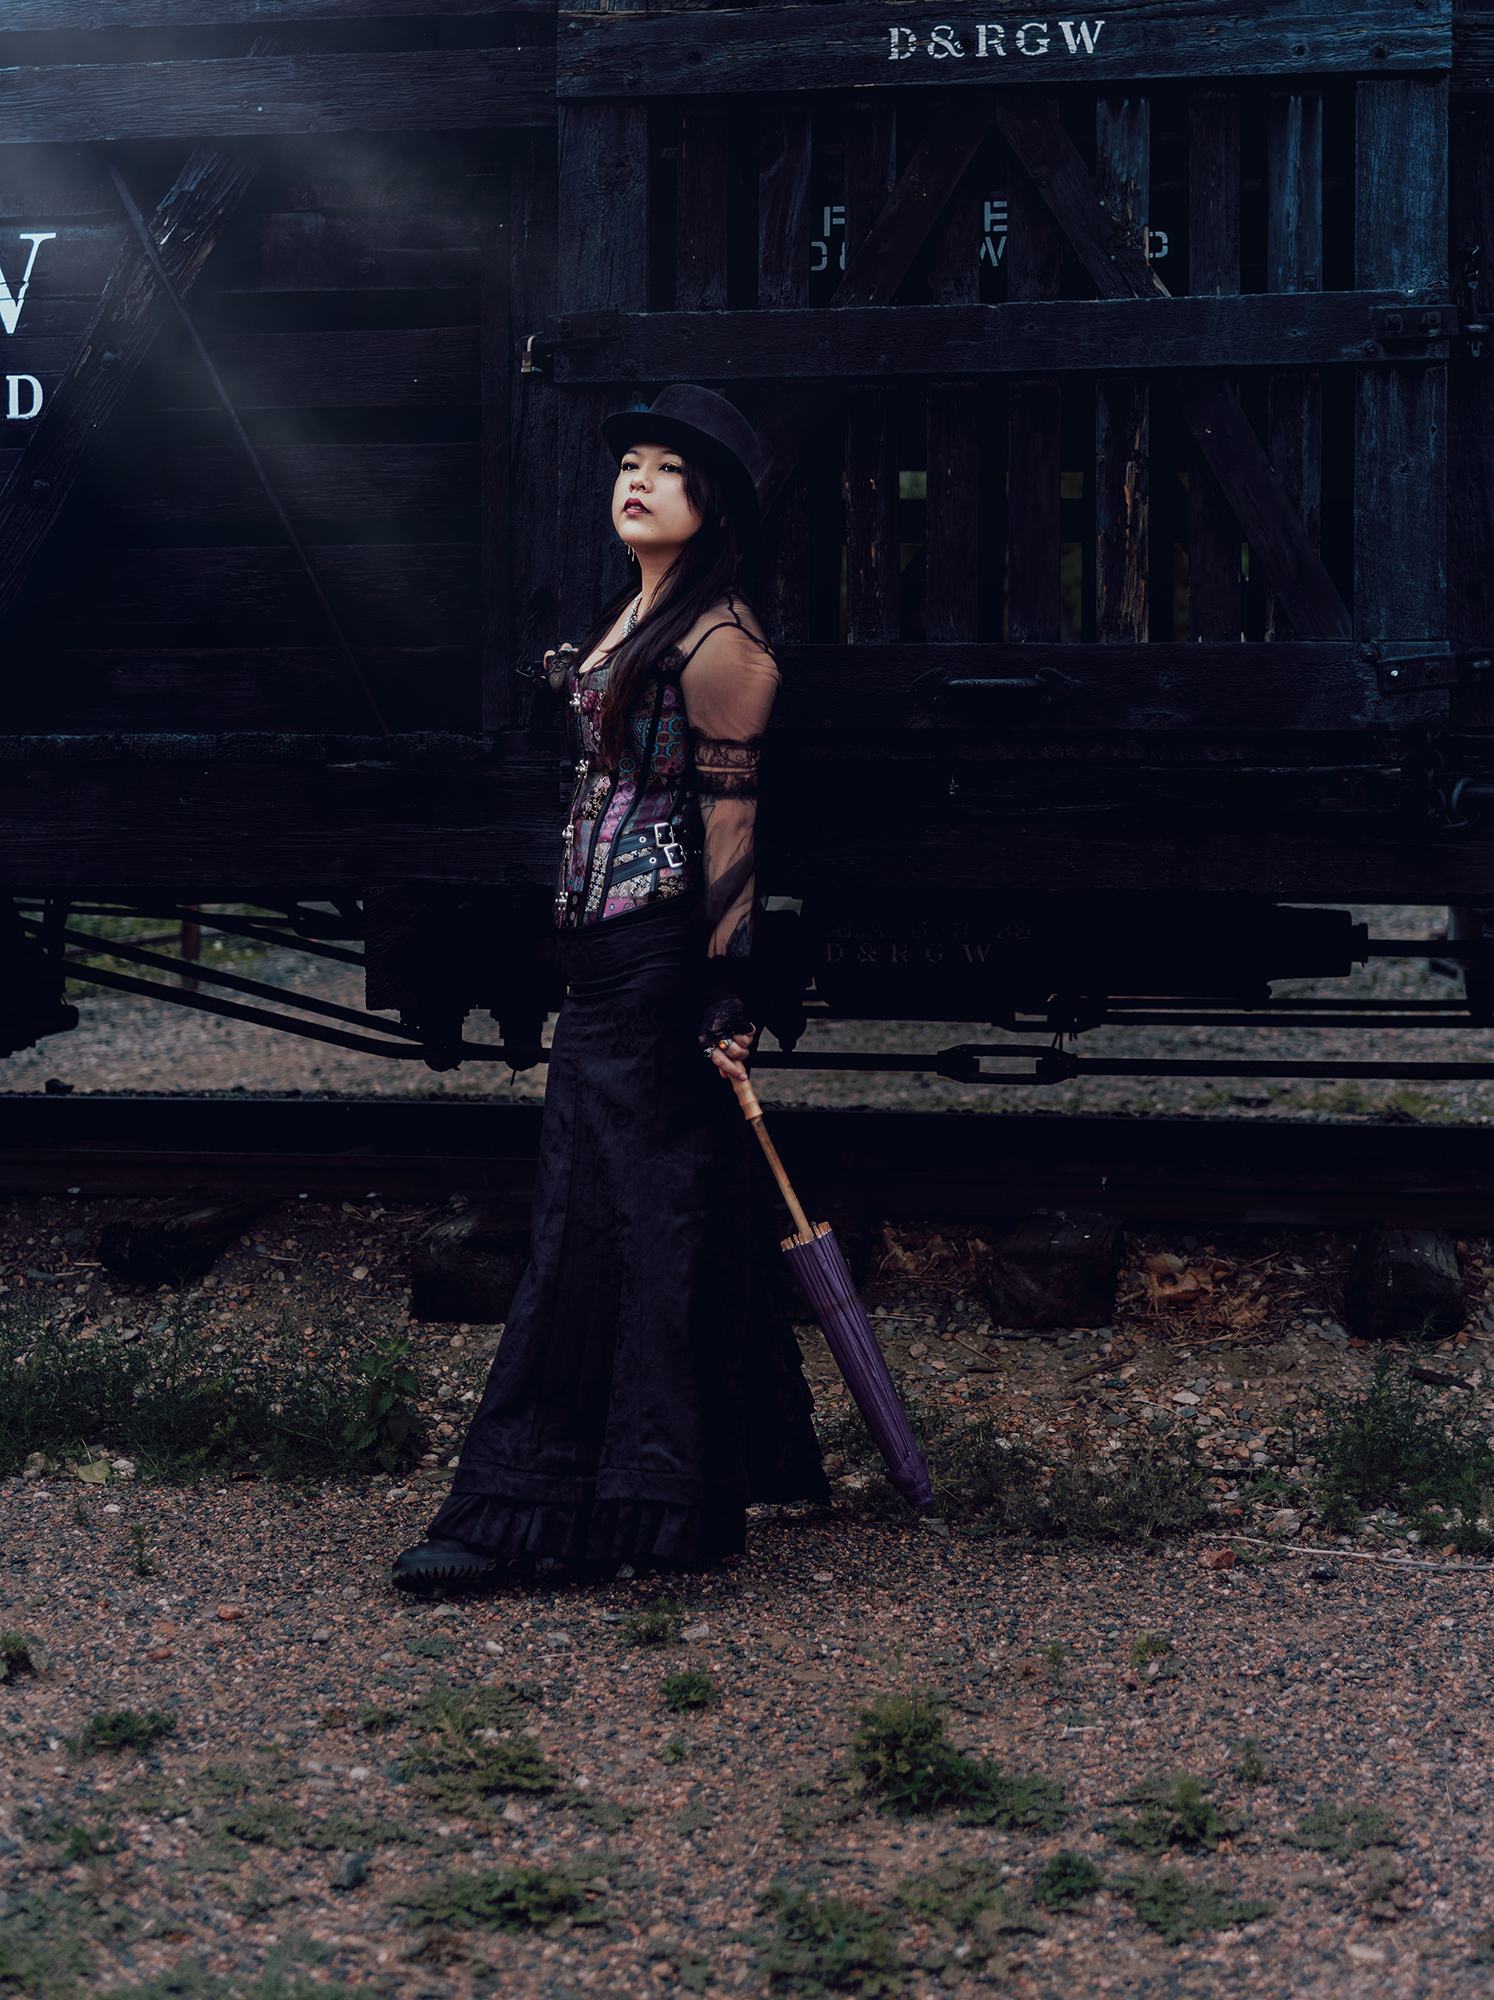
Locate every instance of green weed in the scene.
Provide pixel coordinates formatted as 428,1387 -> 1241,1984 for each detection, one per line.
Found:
1032,1852 -> 1104,1909
1109,1774 -> 1243,1855
661,1736 -> 687,1765
222,1802 -> 303,1850
894,1859 -> 1046,1948
69,1495 -> 89,1527
620,1595 -> 689,1647
127,1523 -> 153,1577
48,1818 -> 119,1863
662,1670 -> 716,1713
1129,1631 -> 1172,1670
1233,1737 -> 1270,1786
1284,1800 -> 1400,1858
0,1891 -> 93,1997
760,1884 -> 905,1995
1041,1641 -> 1067,1682
1123,1870 -> 1272,1945
1312,1351 -> 1494,1540
402,1682 -> 556,1810
354,1704 -> 403,1732
75,1708 -> 177,1754
0,1631 -> 46,1681
397,1864 -> 603,1936
849,1695 -> 1065,1829
0,1292 -> 420,1484
342,1335 -> 421,1473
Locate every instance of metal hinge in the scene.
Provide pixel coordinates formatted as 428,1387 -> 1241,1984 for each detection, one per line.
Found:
543,309 -> 620,345
1362,305 -> 1456,361
1374,647 -> 1494,696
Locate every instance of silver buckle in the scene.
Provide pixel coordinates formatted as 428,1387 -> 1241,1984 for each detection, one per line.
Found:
662,841 -> 685,868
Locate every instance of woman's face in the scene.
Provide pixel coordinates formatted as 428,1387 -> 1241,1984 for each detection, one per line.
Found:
612,442 -> 703,564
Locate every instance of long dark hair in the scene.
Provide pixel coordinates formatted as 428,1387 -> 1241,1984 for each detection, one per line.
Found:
581,457 -> 757,770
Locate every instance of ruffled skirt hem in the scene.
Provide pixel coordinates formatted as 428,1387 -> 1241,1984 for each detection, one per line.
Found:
427,1492 -> 748,1569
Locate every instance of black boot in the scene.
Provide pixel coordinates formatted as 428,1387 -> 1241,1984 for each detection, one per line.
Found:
391,1537 -> 498,1582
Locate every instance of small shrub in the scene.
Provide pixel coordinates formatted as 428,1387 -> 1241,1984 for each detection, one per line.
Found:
0,1631 -> 46,1681
1232,1737 -> 1269,1786
849,1695 -> 1065,1829
1032,1852 -> 1104,1910
342,1335 -> 422,1473
661,1736 -> 687,1765
222,1802 -> 304,1850
761,1884 -> 905,1995
397,1864 -> 603,1936
1109,1774 -> 1243,1855
1313,1350 -> 1494,1529
620,1595 -> 688,1647
1123,1869 -> 1272,1945
76,1708 -> 177,1754
1284,1800 -> 1400,1858
355,1704 -> 403,1732
662,1670 -> 715,1714
127,1523 -> 153,1577
401,1681 -> 556,1811
1129,1631 -> 1172,1670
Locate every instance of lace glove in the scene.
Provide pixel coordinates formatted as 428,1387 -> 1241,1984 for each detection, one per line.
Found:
698,957 -> 756,1050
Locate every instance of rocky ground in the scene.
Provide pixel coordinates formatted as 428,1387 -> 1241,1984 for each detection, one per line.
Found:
3,1195 -> 1494,1997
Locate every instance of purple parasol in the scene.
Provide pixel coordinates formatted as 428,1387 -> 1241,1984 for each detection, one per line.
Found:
730,1072 -> 934,1509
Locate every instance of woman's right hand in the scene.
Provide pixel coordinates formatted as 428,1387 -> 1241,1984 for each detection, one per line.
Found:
544,643 -> 578,693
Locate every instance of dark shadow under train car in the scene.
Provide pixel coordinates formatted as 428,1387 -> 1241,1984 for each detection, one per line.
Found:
2,2 -> 1494,1082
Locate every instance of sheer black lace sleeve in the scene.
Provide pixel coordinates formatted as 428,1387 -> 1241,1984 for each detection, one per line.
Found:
678,607 -> 779,962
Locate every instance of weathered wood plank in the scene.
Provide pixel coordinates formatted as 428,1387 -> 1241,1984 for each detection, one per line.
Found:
0,759 -> 562,891
1094,94 -> 1149,642
756,101 -> 815,641
676,101 -> 730,312
558,2 -> 1451,98
155,327 -> 480,409
508,133 -> 560,706
0,52 -> 553,144
1188,90 -> 1242,641
479,218 -> 511,731
1449,99 -> 1494,682
0,148 -> 259,627
771,640 -> 1448,733
1265,90 -> 1323,642
257,211 -> 483,292
553,291 -> 1452,383
556,86 -> 648,641
1006,107 -> 1062,645
100,443 -> 480,522
843,101 -> 899,644
13,648 -> 479,734
1355,78 -> 1449,644
5,0 -> 553,24
994,93 -> 1164,304
923,116 -> 982,645
1453,11 -> 1494,92
42,544 -> 480,640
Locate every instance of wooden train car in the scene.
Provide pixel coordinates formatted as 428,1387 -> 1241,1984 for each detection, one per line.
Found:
1,0 -> 1493,1079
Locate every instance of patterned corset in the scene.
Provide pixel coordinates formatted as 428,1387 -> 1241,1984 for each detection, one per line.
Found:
555,652 -> 702,928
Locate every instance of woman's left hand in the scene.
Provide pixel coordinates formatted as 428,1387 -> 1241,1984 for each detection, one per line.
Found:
706,1032 -> 754,1085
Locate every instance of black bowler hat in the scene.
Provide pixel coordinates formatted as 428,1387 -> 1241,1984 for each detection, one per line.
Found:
600,384 -> 763,538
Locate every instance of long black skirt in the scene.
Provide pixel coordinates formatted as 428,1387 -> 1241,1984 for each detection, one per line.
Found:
428,898 -> 828,1567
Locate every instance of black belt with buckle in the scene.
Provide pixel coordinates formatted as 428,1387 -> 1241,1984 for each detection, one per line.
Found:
609,820 -> 698,886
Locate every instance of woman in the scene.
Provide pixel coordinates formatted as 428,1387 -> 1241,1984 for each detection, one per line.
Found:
393,384 -> 828,1581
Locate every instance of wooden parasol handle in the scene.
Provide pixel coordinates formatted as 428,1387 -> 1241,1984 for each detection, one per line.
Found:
729,1071 -> 816,1244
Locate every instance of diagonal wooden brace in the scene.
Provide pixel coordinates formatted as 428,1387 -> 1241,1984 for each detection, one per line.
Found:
995,93 -> 1352,641
756,94 -> 999,518
0,148 -> 258,626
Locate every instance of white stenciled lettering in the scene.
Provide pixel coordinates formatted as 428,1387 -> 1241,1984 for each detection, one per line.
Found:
0,232 -> 56,339
1016,21 -> 1050,54
927,23 -> 964,57
889,24 -> 918,58
1057,19 -> 1105,54
976,23 -> 1006,55
6,374 -> 42,419
960,942 -> 992,964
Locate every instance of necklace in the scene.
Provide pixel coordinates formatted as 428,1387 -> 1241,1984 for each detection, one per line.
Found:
624,592 -> 643,637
